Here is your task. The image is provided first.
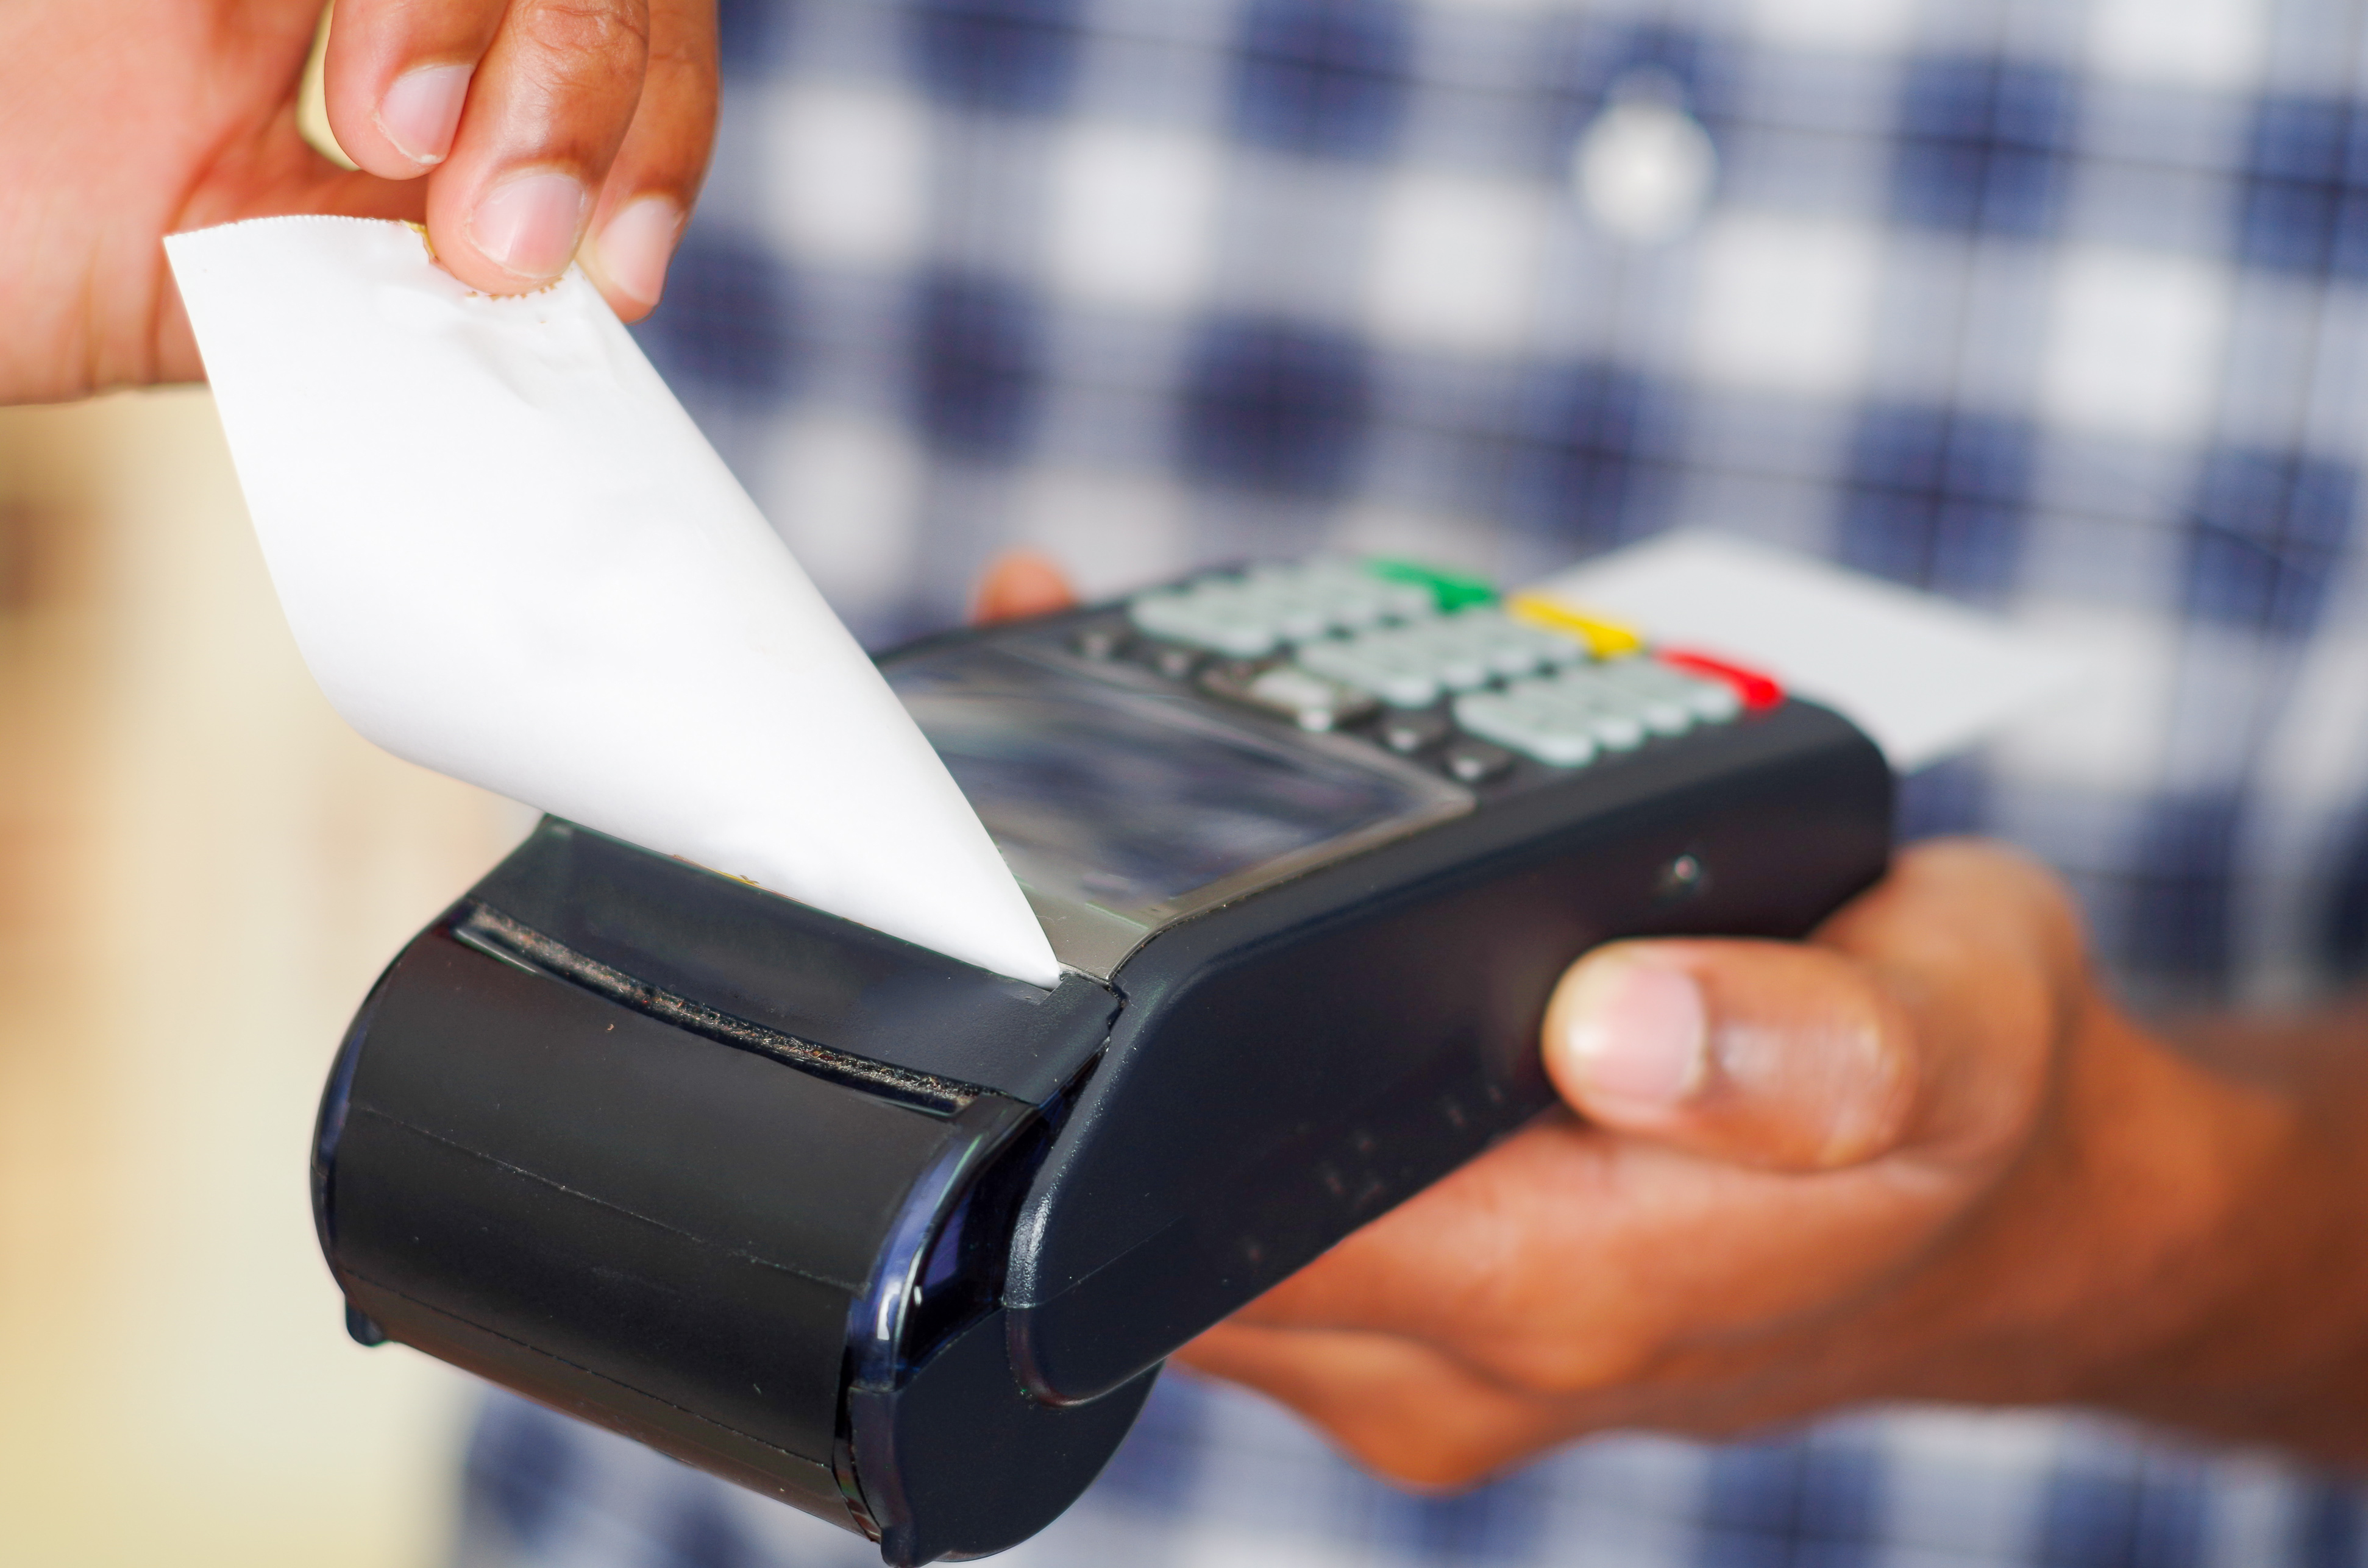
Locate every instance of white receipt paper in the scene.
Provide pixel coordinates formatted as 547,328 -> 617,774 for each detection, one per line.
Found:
166,217 -> 1060,988
1534,531 -> 2083,771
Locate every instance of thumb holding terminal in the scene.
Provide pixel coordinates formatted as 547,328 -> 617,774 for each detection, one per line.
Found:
1545,938 -> 1922,1172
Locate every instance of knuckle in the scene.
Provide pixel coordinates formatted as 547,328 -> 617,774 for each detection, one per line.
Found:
511,0 -> 650,68
642,0 -> 720,80
649,38 -> 717,85
1911,839 -> 2083,953
1521,1339 -> 1663,1399
1465,1326 -> 1664,1399
647,17 -> 719,76
1351,1431 -> 1507,1492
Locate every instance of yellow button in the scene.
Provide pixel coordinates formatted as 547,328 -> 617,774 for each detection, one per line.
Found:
1506,592 -> 1644,658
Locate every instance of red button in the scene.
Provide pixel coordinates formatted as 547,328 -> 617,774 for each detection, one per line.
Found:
1659,649 -> 1784,711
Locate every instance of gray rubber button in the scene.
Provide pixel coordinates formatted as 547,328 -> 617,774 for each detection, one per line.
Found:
1442,739 -> 1515,784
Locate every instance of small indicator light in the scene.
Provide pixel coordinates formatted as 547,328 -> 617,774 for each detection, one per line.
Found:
1364,558 -> 1497,612
1504,592 -> 1644,658
1659,649 -> 1784,710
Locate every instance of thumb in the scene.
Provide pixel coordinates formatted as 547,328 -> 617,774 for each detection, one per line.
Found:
1541,940 -> 1921,1171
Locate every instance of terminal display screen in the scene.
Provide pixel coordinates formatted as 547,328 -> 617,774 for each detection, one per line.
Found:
891,647 -> 1467,921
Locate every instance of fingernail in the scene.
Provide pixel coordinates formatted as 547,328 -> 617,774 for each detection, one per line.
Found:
1557,954 -> 1707,1109
375,63 -> 472,167
469,171 -> 589,282
593,197 -> 683,309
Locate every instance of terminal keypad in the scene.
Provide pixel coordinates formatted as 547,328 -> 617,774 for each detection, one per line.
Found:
1104,559 -> 1771,781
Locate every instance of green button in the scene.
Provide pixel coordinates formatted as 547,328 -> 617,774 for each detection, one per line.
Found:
1364,557 -> 1497,612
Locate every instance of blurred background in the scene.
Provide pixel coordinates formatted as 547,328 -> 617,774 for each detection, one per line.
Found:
0,390 -> 528,1567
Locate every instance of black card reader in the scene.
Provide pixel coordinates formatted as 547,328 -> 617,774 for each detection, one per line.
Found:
311,558 -> 1892,1564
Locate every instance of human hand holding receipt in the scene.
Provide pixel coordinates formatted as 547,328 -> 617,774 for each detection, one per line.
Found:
1,0 -> 716,403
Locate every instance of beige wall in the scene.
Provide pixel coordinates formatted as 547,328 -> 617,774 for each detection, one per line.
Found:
0,389 -> 522,1567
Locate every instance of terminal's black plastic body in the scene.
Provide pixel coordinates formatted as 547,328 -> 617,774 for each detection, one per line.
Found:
312,598 -> 1893,1565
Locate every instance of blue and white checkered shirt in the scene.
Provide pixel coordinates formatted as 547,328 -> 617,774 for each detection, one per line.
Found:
454,0 -> 2368,1561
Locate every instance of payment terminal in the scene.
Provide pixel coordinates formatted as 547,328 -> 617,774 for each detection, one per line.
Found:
311,558 -> 1891,1565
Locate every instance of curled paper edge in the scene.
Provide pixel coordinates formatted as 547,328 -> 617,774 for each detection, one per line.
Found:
166,216 -> 1062,988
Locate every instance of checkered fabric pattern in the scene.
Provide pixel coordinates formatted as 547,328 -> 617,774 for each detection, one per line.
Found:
451,0 -> 2368,1562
